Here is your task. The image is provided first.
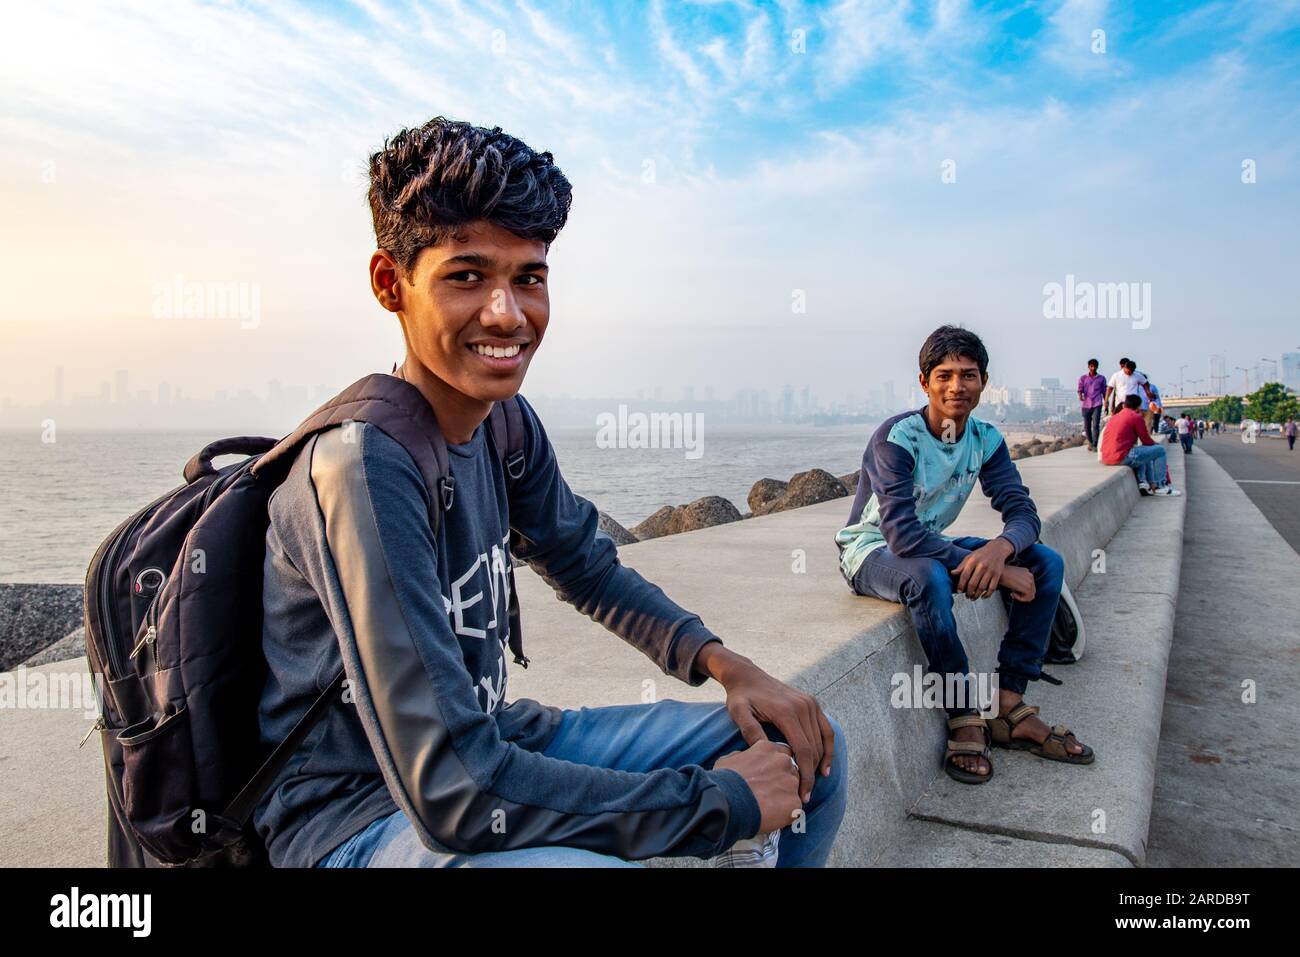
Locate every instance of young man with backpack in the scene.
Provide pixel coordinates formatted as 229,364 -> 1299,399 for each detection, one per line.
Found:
252,118 -> 846,868
835,326 -> 1093,786
84,117 -> 845,870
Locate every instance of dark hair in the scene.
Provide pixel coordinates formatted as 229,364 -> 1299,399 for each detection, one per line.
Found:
1124,394 -> 1142,409
367,116 -> 574,273
1087,358 -> 1099,367
918,325 -> 989,380
1119,357 -> 1130,366
1122,359 -> 1137,372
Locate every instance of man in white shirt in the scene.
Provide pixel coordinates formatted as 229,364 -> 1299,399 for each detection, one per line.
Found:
1104,358 -> 1154,416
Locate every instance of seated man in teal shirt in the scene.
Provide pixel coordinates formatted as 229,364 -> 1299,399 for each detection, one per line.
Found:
836,326 -> 1094,784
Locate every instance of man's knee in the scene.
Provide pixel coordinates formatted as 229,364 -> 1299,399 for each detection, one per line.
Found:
904,559 -> 953,603
1024,544 -> 1064,591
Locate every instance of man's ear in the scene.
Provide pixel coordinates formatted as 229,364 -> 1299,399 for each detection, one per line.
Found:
917,371 -> 928,393
370,250 -> 404,313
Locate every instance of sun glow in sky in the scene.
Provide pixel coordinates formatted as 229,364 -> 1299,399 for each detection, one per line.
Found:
2,0 -> 1298,425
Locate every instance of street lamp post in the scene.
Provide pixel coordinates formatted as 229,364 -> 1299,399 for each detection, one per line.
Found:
1236,366 -> 1250,394
1180,364 -> 1188,397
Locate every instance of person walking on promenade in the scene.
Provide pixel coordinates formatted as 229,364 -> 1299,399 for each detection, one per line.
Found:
1177,411 -> 1195,454
1285,417 -> 1297,451
1077,358 -> 1106,452
1104,358 -> 1155,419
1145,378 -> 1163,433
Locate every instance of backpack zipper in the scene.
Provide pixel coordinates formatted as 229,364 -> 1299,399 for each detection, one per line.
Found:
78,714 -> 106,749
128,595 -> 161,665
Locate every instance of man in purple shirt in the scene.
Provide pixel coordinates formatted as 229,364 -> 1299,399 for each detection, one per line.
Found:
1078,358 -> 1107,452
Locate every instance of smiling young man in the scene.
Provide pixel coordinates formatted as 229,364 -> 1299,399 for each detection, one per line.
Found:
253,117 -> 846,868
835,326 -> 1093,784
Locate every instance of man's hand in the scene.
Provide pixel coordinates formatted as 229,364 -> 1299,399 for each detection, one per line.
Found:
1000,564 -> 1036,602
694,644 -> 834,803
714,740 -> 802,834
951,537 -> 1015,600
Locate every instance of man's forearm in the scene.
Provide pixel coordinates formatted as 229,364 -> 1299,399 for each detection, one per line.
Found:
693,642 -> 754,684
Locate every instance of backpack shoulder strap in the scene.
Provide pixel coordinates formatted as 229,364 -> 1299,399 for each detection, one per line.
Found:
252,373 -> 455,532
486,396 -> 529,670
487,395 -> 528,482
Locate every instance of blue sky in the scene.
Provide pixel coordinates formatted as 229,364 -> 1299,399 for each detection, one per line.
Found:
2,0 -> 1299,419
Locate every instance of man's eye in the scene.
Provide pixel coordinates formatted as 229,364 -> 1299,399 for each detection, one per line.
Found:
448,270 -> 483,282
517,274 -> 545,286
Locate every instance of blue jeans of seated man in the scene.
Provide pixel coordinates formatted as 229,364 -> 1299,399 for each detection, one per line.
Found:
1124,443 -> 1167,487
316,699 -> 848,868
849,536 -> 1064,716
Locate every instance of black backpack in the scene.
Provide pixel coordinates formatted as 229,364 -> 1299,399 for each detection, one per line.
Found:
81,373 -> 529,867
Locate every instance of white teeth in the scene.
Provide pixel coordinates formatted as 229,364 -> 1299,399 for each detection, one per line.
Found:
473,343 -> 521,358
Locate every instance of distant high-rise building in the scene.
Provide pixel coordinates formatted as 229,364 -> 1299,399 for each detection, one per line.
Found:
884,380 -> 896,411
99,382 -> 111,405
1283,352 -> 1300,392
114,369 -> 129,405
1023,385 -> 1074,414
1040,377 -> 1061,389
1209,354 -> 1227,394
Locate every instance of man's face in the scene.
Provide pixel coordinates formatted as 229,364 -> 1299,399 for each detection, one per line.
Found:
1088,362 -> 1098,374
920,354 -> 985,420
391,220 -> 549,403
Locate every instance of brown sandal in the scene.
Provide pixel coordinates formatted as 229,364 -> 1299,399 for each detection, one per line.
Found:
988,703 -> 1094,764
943,714 -> 994,784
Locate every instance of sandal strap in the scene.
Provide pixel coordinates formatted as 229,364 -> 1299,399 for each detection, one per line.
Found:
1040,732 -> 1073,760
1005,703 -> 1039,726
945,740 -> 988,755
947,714 -> 987,731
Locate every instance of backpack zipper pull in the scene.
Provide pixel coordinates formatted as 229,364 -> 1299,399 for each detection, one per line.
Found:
79,715 -> 106,749
128,624 -> 157,660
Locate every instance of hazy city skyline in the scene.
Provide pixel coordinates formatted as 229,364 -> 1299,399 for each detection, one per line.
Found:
3,2 -> 1298,427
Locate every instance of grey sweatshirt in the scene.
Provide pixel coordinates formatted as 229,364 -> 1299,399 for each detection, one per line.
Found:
253,394 -> 760,867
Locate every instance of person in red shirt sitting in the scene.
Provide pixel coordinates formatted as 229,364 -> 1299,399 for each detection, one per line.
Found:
1099,394 -> 1182,496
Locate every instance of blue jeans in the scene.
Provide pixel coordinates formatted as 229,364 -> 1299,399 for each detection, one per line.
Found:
1081,405 -> 1102,447
317,699 -> 847,868
1179,433 -> 1194,453
849,536 -> 1064,713
1123,443 -> 1167,486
